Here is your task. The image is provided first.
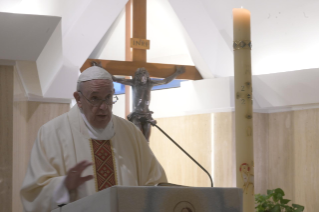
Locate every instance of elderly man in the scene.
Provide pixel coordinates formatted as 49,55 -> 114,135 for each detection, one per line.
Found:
20,66 -> 167,212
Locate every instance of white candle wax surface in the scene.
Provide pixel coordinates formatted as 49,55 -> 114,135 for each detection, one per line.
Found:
233,8 -> 251,41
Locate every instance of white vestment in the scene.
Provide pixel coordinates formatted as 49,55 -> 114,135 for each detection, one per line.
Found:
20,105 -> 167,212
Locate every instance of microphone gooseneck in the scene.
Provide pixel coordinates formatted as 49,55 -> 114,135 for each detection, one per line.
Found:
148,121 -> 214,187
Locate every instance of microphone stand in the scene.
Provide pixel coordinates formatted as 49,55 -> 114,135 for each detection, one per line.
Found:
148,121 -> 214,187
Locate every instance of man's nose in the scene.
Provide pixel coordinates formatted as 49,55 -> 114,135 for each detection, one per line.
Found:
98,100 -> 109,109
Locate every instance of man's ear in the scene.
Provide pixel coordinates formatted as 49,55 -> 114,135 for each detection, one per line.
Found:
73,92 -> 82,108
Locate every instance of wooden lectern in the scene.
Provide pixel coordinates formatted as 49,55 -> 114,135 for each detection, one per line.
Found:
52,186 -> 243,212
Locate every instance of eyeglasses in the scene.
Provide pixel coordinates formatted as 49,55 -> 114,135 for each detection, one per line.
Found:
79,92 -> 118,106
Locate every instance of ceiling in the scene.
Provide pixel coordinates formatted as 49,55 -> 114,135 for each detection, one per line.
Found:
2,0 -> 318,76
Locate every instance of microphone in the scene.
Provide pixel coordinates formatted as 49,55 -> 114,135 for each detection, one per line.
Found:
146,120 -> 214,187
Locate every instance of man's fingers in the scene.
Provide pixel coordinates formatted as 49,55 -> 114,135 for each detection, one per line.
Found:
73,161 -> 92,171
77,161 -> 93,173
79,175 -> 94,185
72,160 -> 88,171
69,161 -> 93,174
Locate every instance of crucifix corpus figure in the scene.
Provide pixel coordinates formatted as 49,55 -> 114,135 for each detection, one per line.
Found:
112,66 -> 185,142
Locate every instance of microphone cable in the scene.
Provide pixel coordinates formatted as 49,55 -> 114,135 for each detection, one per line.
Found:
148,121 -> 214,187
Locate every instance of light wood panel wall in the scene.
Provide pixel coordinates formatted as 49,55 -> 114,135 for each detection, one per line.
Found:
11,69 -> 70,212
149,114 -> 212,187
0,65 -> 14,212
12,102 -> 70,212
12,100 -> 28,212
213,112 -> 235,187
293,109 -> 319,212
253,113 -> 269,195
268,112 -> 295,200
246,111 -> 319,211
12,67 -> 28,212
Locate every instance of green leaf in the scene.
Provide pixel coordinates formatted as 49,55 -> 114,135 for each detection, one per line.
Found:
256,194 -> 266,200
270,205 -> 281,212
267,189 -> 274,195
274,188 -> 285,196
292,204 -> 304,209
282,205 -> 293,211
273,192 -> 284,203
292,204 -> 305,212
280,198 -> 291,204
285,207 -> 293,212
272,195 -> 279,202
256,205 -> 265,212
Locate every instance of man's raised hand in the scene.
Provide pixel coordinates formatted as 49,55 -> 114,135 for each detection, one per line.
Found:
64,160 -> 94,191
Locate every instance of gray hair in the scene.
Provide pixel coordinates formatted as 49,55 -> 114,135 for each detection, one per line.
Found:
77,81 -> 82,92
76,79 -> 114,93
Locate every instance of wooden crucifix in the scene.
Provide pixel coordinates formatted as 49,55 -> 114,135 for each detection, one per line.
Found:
80,0 -> 202,141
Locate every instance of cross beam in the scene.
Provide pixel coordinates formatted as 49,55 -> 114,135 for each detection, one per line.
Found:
80,59 -> 202,80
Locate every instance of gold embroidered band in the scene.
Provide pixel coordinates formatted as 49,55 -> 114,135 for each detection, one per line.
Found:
91,139 -> 117,191
233,40 -> 252,50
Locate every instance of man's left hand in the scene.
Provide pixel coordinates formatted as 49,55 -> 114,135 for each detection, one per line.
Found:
64,160 -> 94,192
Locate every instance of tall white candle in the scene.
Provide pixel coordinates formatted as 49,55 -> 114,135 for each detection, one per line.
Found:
233,8 -> 254,212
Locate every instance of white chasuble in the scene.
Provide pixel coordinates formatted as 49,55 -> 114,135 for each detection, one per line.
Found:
20,105 -> 167,212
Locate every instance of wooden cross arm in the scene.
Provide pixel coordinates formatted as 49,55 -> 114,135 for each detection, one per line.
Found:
80,59 -> 203,80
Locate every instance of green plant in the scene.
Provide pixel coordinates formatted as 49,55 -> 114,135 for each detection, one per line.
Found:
255,188 -> 304,212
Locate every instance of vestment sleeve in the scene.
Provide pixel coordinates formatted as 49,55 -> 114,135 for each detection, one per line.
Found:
20,126 -> 66,212
134,129 -> 168,186
53,176 -> 70,205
